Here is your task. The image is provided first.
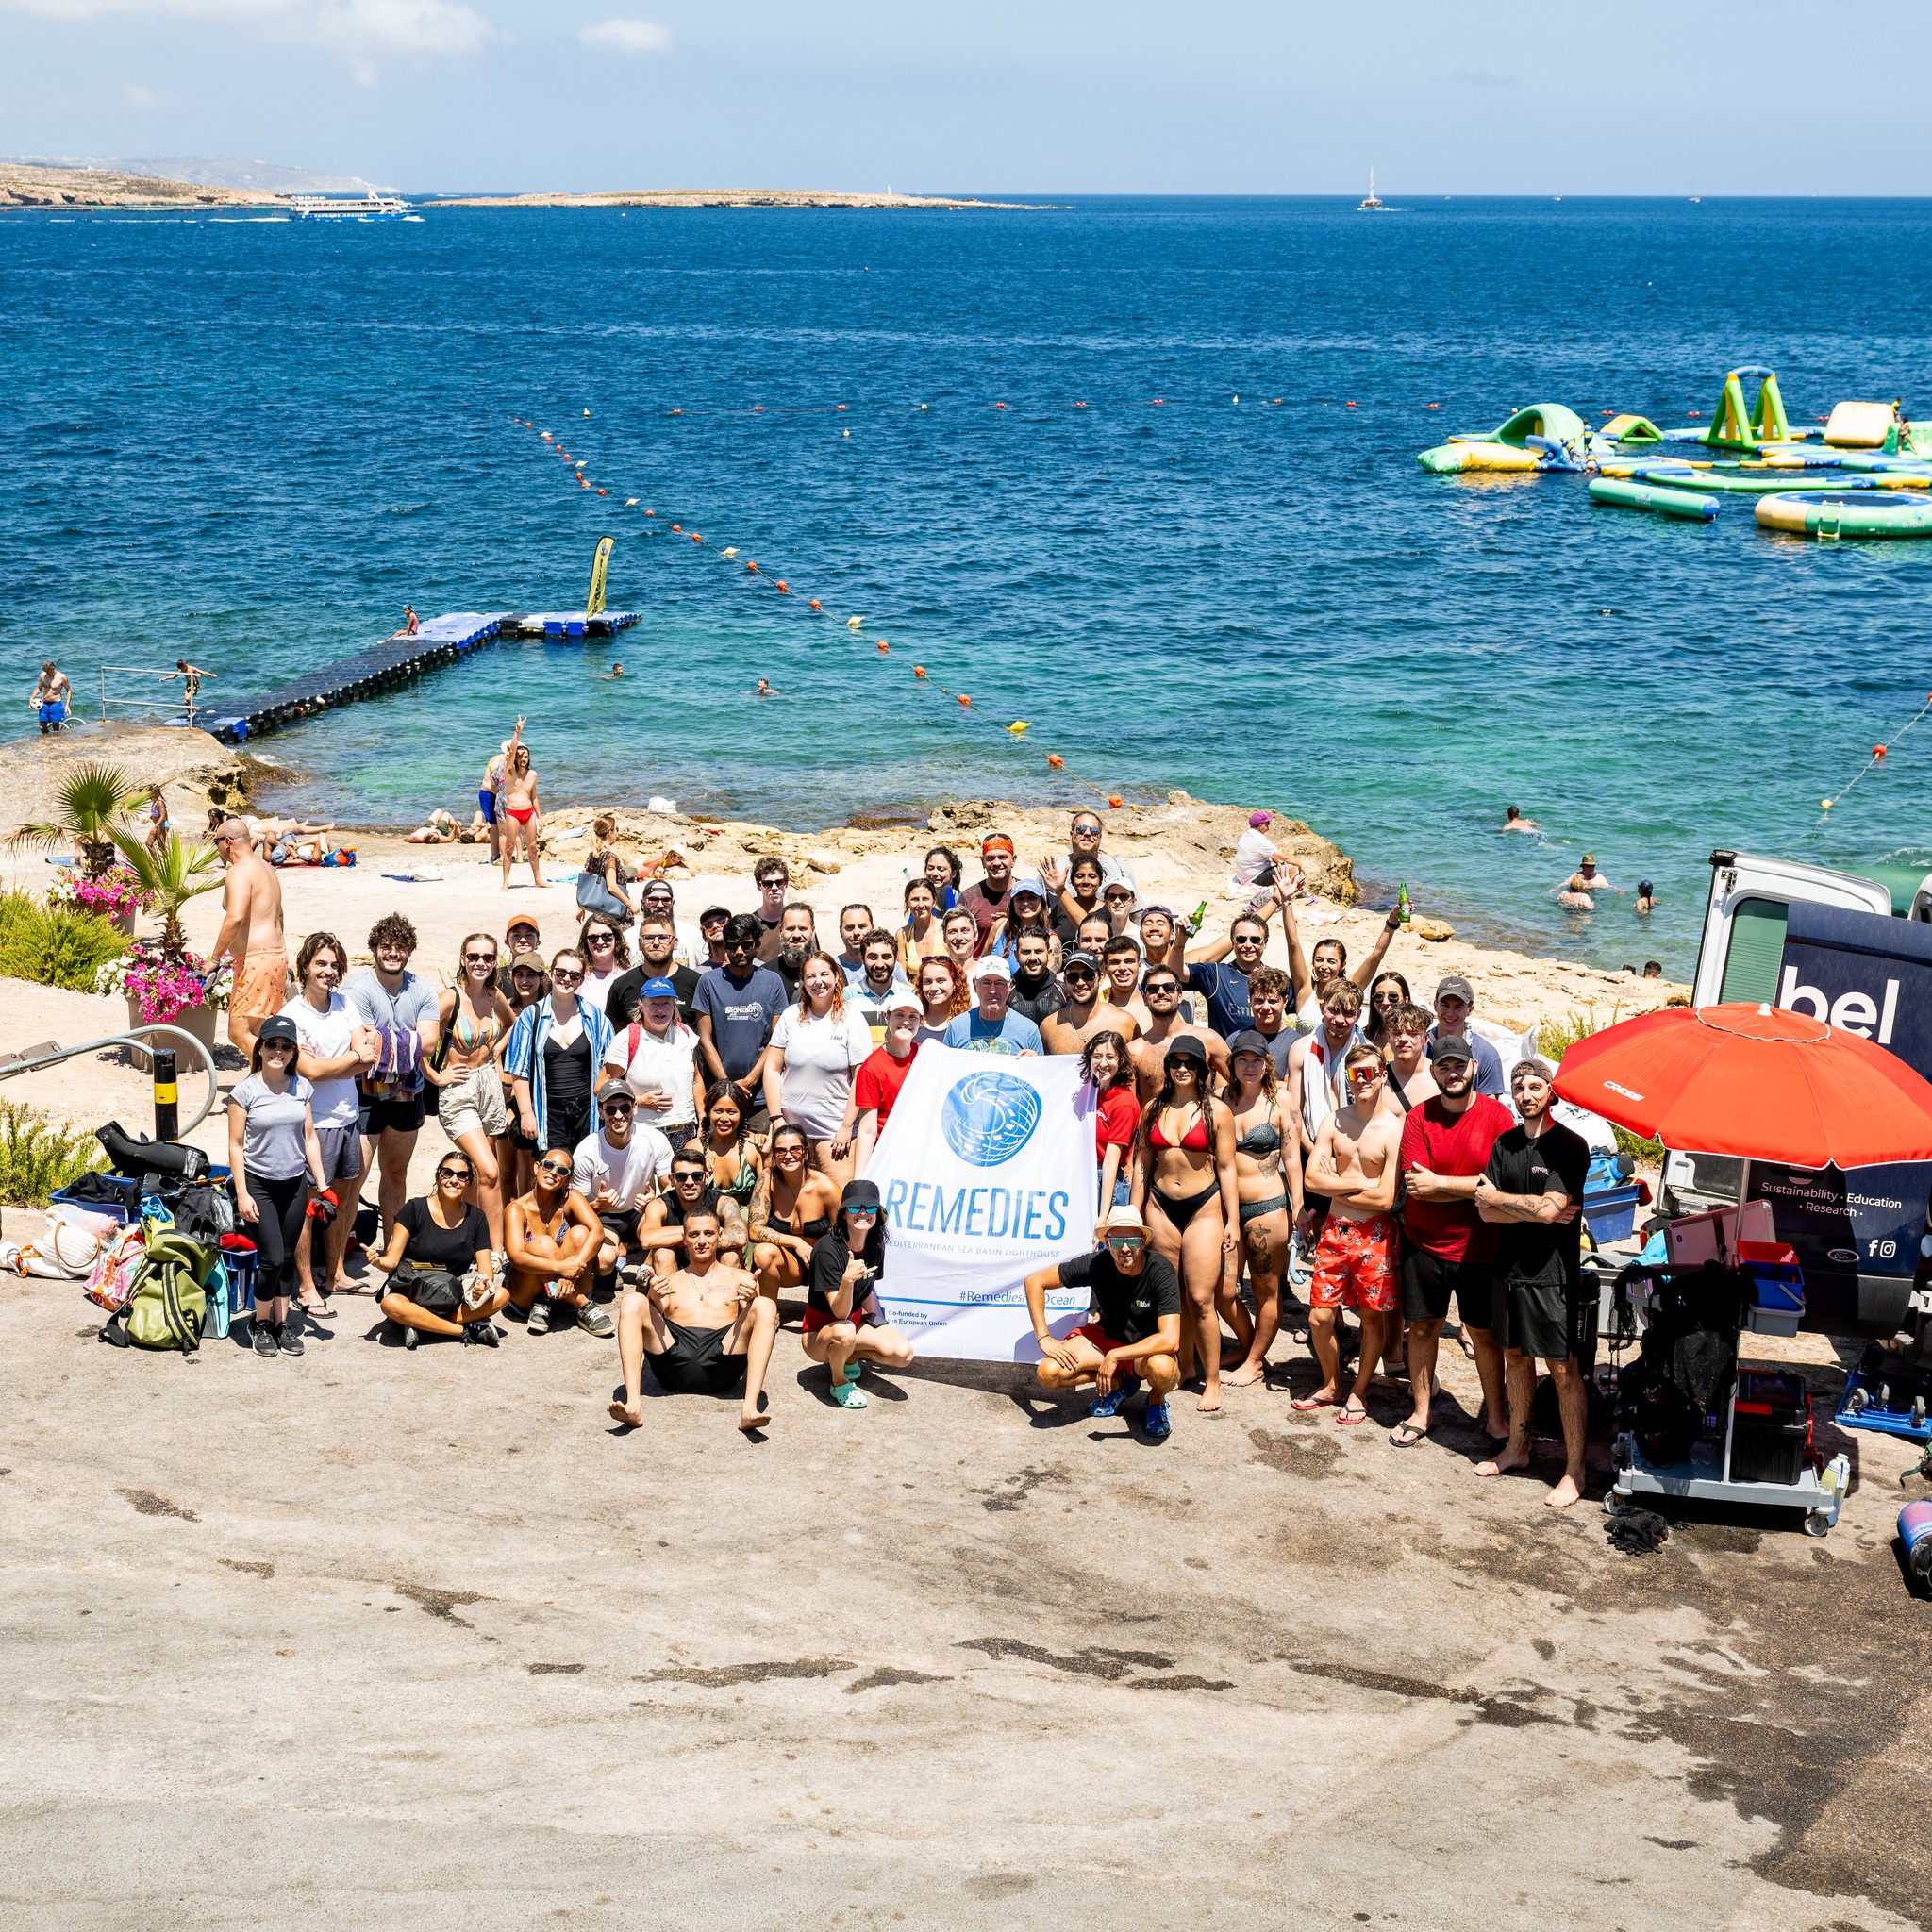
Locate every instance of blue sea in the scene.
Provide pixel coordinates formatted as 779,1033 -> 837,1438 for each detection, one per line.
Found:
7,195 -> 1932,976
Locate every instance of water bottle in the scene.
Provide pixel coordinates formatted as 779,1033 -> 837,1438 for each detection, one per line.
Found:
1902,1499 -> 1932,1583
1398,883 -> 1412,925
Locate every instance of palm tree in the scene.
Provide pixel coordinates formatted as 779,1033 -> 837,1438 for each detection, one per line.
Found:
108,826 -> 223,964
8,762 -> 144,880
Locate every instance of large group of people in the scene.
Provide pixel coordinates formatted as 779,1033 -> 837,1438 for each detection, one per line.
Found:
212,806 -> 1592,1501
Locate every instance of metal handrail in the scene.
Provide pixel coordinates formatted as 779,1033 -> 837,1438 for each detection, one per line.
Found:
0,1024 -> 220,1134
97,664 -> 199,727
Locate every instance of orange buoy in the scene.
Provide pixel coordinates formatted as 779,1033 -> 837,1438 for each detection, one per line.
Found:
876,641 -> 889,653
1346,401 -> 1357,408
1874,746 -> 1888,758
913,666 -> 925,678
808,598 -> 821,610
1075,401 -> 1088,408
837,404 -> 846,411
746,561 -> 758,573
671,408 -> 683,415
753,405 -> 763,411
995,402 -> 1007,409
645,509 -> 655,516
1152,397 -> 1165,406
775,581 -> 789,592
597,488 -> 607,495
1046,754 -> 1063,768
691,533 -> 702,542
958,694 -> 971,707
1108,796 -> 1123,808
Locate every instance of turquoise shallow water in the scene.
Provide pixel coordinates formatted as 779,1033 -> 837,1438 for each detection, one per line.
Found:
6,195 -> 1932,974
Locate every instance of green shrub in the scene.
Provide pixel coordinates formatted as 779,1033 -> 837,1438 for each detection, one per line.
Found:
0,1101 -> 106,1208
0,889 -> 127,991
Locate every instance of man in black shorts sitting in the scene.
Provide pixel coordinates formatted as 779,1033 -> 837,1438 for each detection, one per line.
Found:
637,1145 -> 746,1282
1475,1056 -> 1591,1507
608,1208 -> 778,1436
1022,1205 -> 1182,1441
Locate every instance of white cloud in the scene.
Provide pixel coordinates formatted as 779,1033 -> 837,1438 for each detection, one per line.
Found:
121,81 -> 176,106
5,0 -> 499,58
577,17 -> 670,54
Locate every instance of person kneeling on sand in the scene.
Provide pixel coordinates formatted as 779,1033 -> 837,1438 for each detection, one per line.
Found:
1024,1205 -> 1181,1441
503,1147 -> 607,1335
608,1208 -> 778,1435
801,1179 -> 915,1409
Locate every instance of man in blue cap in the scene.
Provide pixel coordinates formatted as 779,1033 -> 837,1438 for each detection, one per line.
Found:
600,974 -> 703,1151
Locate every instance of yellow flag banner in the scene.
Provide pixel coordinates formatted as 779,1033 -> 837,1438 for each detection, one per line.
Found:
586,535 -> 614,617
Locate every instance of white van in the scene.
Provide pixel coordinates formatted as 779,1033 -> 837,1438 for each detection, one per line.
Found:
1676,848 -> 1932,1334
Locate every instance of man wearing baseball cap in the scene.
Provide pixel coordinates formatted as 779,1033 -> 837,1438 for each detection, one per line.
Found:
958,833 -> 1018,956
1431,975 -> 1505,1097
598,974 -> 702,1150
494,912 -> 542,999
850,990 -> 925,1175
1024,1205 -> 1180,1441
943,954 -> 1042,1056
1041,949 -> 1138,1056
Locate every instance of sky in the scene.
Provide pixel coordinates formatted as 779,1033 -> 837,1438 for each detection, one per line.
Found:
2,0 -> 1930,196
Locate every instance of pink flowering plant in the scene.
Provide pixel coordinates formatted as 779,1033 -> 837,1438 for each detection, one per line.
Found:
48,865 -> 152,922
95,942 -> 232,1023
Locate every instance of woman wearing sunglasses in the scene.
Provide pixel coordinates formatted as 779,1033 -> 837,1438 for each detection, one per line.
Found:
425,931 -> 515,1249
503,1146 -> 605,1335
495,954 -> 549,1202
747,1121 -> 841,1301
575,914 -> 630,1019
1362,970 -> 1412,1048
503,947 -> 614,1156
801,1178 -> 914,1408
228,1012 -> 330,1358
1134,1035 -> 1241,1415
373,1151 -> 508,1349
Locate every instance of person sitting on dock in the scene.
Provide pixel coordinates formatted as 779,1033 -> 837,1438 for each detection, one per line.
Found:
387,605 -> 419,640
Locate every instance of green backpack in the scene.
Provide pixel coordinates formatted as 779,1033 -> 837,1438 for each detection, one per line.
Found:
120,1232 -> 215,1352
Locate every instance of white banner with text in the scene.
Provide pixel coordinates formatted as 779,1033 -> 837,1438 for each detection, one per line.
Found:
866,1045 -> 1097,1361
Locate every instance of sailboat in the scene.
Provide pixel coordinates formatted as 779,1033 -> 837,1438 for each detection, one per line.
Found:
1358,167 -> 1386,211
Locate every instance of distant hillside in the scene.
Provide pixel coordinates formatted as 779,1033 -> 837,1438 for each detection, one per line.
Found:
429,188 -> 1041,209
0,161 -> 283,209
11,154 -> 391,195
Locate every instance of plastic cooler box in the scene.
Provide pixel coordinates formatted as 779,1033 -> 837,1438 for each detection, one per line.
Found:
1582,1186 -> 1642,1244
1730,1369 -> 1812,1485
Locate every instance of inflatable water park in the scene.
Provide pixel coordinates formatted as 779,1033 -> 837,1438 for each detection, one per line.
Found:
1419,369 -> 1932,539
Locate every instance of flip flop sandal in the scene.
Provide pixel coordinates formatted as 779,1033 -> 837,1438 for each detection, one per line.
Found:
1336,1406 -> 1372,1426
1291,1393 -> 1339,1412
1388,1424 -> 1427,1448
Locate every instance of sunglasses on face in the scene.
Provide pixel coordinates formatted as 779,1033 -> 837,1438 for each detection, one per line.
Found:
845,1207 -> 878,1221
585,934 -> 615,949
1374,990 -> 1402,1004
1074,823 -> 1101,837
464,953 -> 497,966
674,1168 -> 708,1184
1145,982 -> 1178,997
537,1159 -> 570,1177
602,1101 -> 635,1115
1106,1235 -> 1144,1253
725,941 -> 755,954
1064,968 -> 1096,984
261,1041 -> 294,1054
1104,890 -> 1133,903
550,967 -> 583,984
438,1166 -> 472,1182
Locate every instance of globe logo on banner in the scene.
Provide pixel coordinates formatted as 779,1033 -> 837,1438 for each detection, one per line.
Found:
941,1070 -> 1041,1167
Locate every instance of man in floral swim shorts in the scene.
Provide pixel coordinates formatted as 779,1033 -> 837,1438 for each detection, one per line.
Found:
1296,1041 -> 1401,1426
210,818 -> 289,1058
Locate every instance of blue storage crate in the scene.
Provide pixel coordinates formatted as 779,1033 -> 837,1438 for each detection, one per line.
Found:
1738,1241 -> 1805,1315
49,1185 -> 130,1227
1582,1185 -> 1641,1244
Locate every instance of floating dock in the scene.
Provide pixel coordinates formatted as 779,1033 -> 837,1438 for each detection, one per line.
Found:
201,608 -> 641,743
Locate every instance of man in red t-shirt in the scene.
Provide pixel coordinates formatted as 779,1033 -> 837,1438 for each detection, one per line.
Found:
1393,1035 -> 1514,1450
851,991 -> 925,1175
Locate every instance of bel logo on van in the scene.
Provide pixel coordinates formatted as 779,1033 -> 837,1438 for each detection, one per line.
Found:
1778,966 -> 1899,1043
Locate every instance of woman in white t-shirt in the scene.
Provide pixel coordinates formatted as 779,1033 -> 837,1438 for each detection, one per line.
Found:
575,913 -> 629,1018
763,952 -> 874,1189
284,931 -> 377,1309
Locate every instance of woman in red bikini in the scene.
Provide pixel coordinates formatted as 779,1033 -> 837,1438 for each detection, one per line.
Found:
499,740 -> 544,892
1133,1035 -> 1239,1414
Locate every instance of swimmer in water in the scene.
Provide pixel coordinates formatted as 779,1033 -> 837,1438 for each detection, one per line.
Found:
1554,855 -> 1612,912
1502,806 -> 1540,833
755,678 -> 779,697
1634,879 -> 1657,915
603,662 -> 625,680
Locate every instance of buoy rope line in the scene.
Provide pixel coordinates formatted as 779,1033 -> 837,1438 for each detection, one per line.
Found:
507,412 -> 1142,812
1818,691 -> 1932,819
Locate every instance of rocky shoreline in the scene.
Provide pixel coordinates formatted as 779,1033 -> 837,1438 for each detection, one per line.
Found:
425,189 -> 1045,210
0,162 -> 280,209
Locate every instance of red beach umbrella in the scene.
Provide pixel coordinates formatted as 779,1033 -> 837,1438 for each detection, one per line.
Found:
1552,1001 -> 1932,1169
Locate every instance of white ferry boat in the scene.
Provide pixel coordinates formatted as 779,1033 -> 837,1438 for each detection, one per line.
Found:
286,192 -> 410,222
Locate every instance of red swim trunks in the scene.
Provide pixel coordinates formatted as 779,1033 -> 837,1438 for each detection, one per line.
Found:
1309,1212 -> 1399,1313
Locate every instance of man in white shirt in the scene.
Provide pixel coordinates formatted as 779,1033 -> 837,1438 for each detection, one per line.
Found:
598,976 -> 702,1151
573,1087 -> 673,1299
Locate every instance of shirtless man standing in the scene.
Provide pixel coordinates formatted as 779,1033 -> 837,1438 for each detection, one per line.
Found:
608,1208 -> 778,1435
1041,952 -> 1140,1057
1131,964 -> 1229,1103
1100,934 -> 1153,1035
210,817 -> 288,1056
1296,1042 -> 1401,1425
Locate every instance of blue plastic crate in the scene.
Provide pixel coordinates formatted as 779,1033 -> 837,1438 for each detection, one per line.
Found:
1582,1185 -> 1641,1244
